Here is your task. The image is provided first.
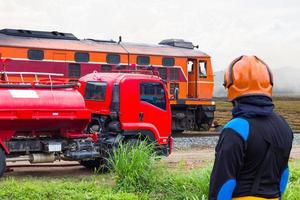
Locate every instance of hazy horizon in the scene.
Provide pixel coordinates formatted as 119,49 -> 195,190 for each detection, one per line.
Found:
0,0 -> 299,71
214,66 -> 300,97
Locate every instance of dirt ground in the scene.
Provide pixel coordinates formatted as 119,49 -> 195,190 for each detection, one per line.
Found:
5,145 -> 300,178
164,145 -> 300,169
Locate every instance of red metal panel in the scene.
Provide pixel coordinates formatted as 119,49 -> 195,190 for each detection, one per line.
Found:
6,60 -> 67,75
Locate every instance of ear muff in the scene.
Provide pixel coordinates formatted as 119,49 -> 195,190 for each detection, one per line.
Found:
223,55 -> 243,88
254,56 -> 274,86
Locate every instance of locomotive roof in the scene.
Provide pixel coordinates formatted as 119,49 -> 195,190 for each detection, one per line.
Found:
0,31 -> 209,58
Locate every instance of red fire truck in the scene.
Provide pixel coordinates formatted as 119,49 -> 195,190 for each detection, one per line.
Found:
0,69 -> 172,177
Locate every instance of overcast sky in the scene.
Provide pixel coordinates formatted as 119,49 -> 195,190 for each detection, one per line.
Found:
0,0 -> 299,71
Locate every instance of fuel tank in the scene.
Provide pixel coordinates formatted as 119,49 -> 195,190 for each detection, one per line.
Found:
0,84 -> 90,137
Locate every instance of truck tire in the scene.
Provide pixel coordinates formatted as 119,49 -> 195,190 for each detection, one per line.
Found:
0,148 -> 6,177
80,158 -> 109,173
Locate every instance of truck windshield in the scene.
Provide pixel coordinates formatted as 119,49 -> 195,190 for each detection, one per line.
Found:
84,82 -> 107,101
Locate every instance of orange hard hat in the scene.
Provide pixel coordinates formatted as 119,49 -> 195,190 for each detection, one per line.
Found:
223,55 -> 273,101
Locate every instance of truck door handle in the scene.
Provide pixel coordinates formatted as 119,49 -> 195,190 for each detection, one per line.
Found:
139,112 -> 144,121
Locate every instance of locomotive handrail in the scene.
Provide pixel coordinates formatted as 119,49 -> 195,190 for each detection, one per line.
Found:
34,83 -> 77,89
0,71 -> 64,76
0,81 -> 76,89
0,71 -> 74,89
0,83 -> 32,88
108,69 -> 160,76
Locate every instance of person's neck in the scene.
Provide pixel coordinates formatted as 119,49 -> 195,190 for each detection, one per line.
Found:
232,96 -> 274,118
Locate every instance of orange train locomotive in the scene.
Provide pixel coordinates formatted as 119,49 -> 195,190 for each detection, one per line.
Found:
0,29 -> 215,132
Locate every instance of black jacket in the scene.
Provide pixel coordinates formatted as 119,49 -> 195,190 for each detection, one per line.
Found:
209,110 -> 293,200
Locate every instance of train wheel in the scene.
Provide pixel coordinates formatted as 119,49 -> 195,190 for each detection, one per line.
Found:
80,158 -> 109,173
0,148 -> 6,177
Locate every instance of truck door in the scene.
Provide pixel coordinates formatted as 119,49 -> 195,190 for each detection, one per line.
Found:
187,59 -> 198,98
139,81 -> 171,140
119,79 -> 171,142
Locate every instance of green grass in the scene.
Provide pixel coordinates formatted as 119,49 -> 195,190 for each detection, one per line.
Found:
109,141 -> 157,193
283,160 -> 300,200
0,177 -> 139,200
1,143 -> 300,200
109,141 -> 211,199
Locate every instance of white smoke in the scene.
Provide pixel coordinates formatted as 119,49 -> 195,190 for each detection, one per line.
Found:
214,67 -> 300,97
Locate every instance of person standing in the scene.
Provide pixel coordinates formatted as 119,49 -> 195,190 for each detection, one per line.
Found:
209,55 -> 293,200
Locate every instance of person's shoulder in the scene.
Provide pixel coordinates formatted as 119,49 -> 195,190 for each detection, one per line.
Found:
223,118 -> 250,141
271,112 -> 288,122
271,112 -> 294,134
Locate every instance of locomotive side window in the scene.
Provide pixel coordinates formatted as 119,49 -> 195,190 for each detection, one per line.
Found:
170,68 -> 179,81
106,54 -> 120,64
162,57 -> 175,66
170,83 -> 179,95
84,82 -> 107,101
75,52 -> 89,62
137,56 -> 150,65
140,82 -> 166,110
68,63 -> 81,78
101,64 -> 112,72
157,67 -> 167,80
116,65 -> 126,70
187,60 -> 193,74
199,61 -> 207,78
28,49 -> 44,60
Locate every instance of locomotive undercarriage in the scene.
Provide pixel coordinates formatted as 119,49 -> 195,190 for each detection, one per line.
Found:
171,104 -> 215,133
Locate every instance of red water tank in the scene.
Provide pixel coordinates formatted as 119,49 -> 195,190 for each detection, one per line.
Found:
0,84 -> 90,141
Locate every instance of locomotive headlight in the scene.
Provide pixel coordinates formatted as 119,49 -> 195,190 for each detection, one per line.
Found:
212,101 -> 215,105
77,82 -> 81,88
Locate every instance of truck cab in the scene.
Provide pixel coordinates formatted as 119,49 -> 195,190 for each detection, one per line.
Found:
78,71 -> 172,169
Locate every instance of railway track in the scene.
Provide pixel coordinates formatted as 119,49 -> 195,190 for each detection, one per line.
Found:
172,131 -> 300,138
172,131 -> 220,138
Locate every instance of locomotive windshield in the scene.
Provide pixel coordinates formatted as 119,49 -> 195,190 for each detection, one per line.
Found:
84,82 -> 107,101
